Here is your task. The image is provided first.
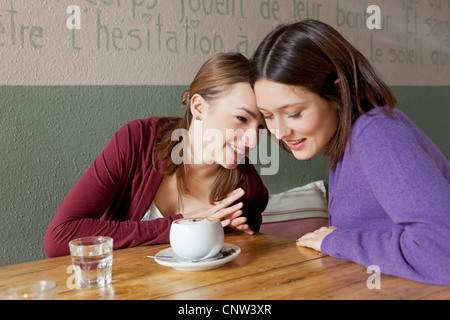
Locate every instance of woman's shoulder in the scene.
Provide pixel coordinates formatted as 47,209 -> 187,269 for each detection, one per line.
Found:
119,117 -> 160,134
352,107 -> 415,141
115,117 -> 175,142
108,118 -> 164,158
350,107 -> 448,171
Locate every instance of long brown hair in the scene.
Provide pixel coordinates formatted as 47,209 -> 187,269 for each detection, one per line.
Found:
152,52 -> 250,203
249,19 -> 397,170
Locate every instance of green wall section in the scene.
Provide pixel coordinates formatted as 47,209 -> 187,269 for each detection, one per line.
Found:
1,86 -> 449,266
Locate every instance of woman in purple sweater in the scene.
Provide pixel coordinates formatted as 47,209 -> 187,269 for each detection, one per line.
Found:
45,53 -> 268,257
250,20 -> 450,285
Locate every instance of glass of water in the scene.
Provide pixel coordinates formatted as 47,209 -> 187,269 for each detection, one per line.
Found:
69,236 -> 113,288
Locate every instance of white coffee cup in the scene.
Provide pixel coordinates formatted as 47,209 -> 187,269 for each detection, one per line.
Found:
169,217 -> 224,261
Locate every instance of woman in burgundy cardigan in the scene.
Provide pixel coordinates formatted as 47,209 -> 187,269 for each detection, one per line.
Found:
44,53 -> 269,257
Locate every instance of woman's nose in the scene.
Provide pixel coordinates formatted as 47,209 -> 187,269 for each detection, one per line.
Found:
270,118 -> 290,141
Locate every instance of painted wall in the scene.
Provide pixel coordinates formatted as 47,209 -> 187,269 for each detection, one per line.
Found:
1,0 -> 449,85
1,0 -> 449,266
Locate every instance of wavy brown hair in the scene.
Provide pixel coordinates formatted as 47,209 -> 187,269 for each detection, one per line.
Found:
152,52 -> 250,203
250,19 -> 397,170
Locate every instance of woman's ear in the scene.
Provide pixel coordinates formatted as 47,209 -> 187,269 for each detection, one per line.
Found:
334,79 -> 342,93
333,79 -> 343,111
190,94 -> 206,121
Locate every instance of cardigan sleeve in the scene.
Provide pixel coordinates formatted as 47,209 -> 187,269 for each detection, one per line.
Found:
321,118 -> 450,285
44,120 -> 183,258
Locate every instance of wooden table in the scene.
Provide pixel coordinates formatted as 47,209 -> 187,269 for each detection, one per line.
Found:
0,232 -> 449,300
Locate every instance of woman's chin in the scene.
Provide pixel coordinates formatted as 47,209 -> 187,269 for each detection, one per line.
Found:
291,150 -> 315,161
219,162 -> 239,170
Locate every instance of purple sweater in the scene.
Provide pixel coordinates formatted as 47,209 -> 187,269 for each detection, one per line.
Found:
321,107 -> 450,285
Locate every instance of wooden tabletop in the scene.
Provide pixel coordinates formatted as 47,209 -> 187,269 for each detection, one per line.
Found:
0,232 -> 448,300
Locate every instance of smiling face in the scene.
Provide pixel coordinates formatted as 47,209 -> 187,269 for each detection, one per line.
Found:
254,79 -> 339,161
190,82 -> 263,169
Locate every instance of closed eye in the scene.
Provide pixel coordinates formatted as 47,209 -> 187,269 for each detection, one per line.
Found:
288,112 -> 302,119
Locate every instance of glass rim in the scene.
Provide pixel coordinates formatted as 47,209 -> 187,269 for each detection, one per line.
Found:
69,236 -> 113,247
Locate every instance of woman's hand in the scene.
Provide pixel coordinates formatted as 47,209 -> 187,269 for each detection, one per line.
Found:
296,226 -> 338,252
182,188 -> 253,234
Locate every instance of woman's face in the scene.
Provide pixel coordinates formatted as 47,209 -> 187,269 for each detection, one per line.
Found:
254,79 -> 339,161
190,82 -> 263,169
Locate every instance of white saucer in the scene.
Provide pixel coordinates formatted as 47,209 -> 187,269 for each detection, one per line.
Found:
154,243 -> 241,271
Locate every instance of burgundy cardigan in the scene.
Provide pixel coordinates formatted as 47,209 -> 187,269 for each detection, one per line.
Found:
44,118 -> 269,257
